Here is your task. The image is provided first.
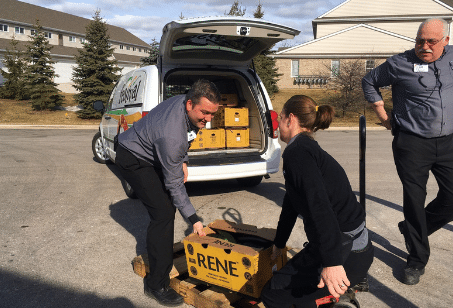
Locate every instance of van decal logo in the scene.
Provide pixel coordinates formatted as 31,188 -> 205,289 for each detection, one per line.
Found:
110,109 -> 128,116
119,76 -> 142,105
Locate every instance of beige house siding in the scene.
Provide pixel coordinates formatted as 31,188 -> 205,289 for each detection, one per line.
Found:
0,0 -> 151,92
281,26 -> 414,55
0,20 -> 149,57
321,0 -> 452,18
275,0 -> 453,90
317,21 -> 431,40
276,58 -> 387,89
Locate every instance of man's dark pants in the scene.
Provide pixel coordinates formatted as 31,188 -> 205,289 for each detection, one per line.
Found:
393,131 -> 453,269
115,145 -> 176,289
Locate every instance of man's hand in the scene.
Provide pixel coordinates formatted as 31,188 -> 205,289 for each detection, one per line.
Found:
317,265 -> 350,298
193,221 -> 206,237
371,100 -> 392,130
183,163 -> 188,183
270,245 -> 282,260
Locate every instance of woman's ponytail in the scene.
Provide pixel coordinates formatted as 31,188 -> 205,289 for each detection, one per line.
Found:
313,105 -> 335,132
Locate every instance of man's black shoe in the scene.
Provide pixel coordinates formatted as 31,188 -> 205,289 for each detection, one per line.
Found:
403,266 -> 425,285
144,283 -> 184,307
398,221 -> 412,253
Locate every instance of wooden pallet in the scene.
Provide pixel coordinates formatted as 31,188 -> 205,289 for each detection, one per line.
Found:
132,242 -> 286,308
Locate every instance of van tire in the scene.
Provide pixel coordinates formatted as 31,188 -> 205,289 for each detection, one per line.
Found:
121,178 -> 138,199
92,132 -> 110,164
236,176 -> 263,187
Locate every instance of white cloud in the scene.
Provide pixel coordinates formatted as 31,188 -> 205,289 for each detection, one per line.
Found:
50,2 -> 97,18
106,15 -> 166,32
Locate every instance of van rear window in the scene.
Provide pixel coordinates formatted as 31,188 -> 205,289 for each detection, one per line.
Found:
172,34 -> 255,55
111,71 -> 146,110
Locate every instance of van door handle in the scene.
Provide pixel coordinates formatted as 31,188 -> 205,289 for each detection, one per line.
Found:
104,116 -> 111,120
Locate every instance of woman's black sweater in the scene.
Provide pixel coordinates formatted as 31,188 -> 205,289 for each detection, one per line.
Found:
274,134 -> 365,267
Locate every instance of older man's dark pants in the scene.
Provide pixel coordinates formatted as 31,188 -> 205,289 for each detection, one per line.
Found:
393,131 -> 453,269
115,145 -> 176,290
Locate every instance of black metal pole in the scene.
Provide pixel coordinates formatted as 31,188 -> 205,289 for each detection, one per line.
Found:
359,115 -> 366,211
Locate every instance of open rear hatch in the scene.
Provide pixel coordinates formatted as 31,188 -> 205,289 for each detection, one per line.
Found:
160,17 -> 300,67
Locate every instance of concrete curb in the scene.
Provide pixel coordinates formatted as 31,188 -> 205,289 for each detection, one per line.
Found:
0,124 -> 99,129
0,124 -> 387,131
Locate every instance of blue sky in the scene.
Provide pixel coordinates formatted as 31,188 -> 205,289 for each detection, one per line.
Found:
21,0 -> 345,47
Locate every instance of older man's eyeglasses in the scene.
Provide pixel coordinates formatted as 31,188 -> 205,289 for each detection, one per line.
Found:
415,36 -> 445,46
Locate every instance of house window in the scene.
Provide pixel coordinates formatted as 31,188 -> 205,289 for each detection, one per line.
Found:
119,45 -> 124,49
133,47 -> 136,51
31,29 -> 36,36
45,32 -> 52,39
291,60 -> 299,77
366,59 -> 375,73
80,38 -> 86,43
15,27 -> 25,34
139,48 -> 141,52
0,24 -> 8,32
331,60 -> 340,77
126,46 -> 130,50
69,36 -> 76,42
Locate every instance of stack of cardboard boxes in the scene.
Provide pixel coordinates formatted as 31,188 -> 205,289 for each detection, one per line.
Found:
189,93 -> 250,150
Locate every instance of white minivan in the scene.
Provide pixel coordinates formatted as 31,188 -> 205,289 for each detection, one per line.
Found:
92,17 -> 299,193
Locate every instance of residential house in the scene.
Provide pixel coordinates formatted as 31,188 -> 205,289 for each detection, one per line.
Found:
0,0 -> 151,93
273,0 -> 453,89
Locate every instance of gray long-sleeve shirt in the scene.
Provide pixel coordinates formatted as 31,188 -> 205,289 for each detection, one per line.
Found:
362,46 -> 453,138
117,95 -> 198,219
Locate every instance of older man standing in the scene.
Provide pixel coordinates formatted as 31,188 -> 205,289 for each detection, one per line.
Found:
362,18 -> 453,285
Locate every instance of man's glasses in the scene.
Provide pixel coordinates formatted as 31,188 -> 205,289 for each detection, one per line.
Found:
415,36 -> 445,46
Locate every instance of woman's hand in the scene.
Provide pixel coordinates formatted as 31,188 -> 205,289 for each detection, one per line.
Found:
317,265 -> 350,298
193,221 -> 206,237
270,245 -> 282,260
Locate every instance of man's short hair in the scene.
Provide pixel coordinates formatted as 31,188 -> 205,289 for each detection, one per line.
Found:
186,79 -> 221,105
418,18 -> 449,37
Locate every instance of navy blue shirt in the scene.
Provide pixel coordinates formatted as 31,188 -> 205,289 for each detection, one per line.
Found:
362,46 -> 453,138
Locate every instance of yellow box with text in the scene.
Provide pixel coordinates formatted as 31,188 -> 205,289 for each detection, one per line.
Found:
183,220 -> 287,298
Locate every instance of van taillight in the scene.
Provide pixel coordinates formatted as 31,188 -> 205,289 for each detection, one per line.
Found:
270,110 -> 279,139
142,111 -> 149,117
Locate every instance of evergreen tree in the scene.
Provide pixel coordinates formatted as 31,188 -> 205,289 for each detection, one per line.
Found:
253,50 -> 281,97
72,10 -> 122,119
225,1 -> 246,16
253,1 -> 264,19
24,21 -> 63,110
0,36 -> 28,100
140,38 -> 159,66
251,1 -> 281,97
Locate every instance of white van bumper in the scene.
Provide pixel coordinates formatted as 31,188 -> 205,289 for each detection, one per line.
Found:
186,147 -> 281,182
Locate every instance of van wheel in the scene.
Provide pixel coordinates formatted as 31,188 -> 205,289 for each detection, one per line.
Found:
121,178 -> 138,199
92,132 -> 110,164
236,176 -> 263,187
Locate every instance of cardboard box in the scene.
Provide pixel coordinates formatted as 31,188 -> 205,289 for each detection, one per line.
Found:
190,129 -> 225,150
212,107 -> 249,128
225,128 -> 249,148
183,220 -> 287,298
219,93 -> 239,106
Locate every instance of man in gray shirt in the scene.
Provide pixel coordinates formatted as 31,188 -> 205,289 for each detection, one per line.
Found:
362,18 -> 453,285
115,79 -> 220,306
